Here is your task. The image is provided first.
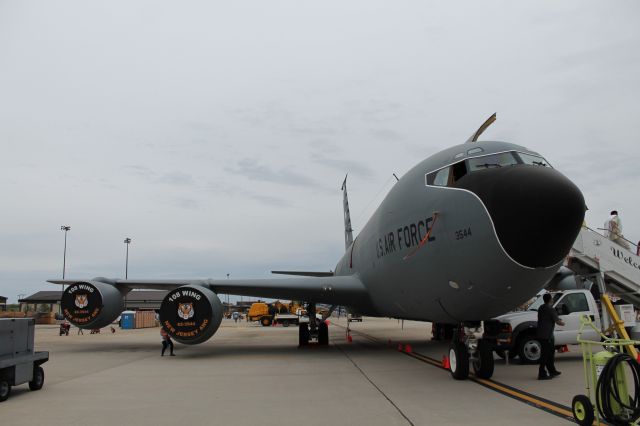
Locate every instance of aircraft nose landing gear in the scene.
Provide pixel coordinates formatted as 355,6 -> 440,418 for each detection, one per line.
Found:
448,322 -> 495,380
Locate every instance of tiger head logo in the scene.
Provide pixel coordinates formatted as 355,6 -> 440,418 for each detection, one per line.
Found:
75,294 -> 89,309
178,302 -> 194,320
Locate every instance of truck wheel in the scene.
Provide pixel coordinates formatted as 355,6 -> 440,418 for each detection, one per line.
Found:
298,324 -> 310,346
261,317 -> 272,327
29,366 -> 45,391
318,322 -> 329,345
0,380 -> 10,402
449,341 -> 469,380
572,394 -> 594,426
472,340 -> 494,379
517,335 -> 542,364
281,320 -> 290,327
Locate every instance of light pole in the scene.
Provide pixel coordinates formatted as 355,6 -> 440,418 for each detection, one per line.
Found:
60,225 -> 71,315
61,226 -> 71,279
18,294 -> 25,313
124,238 -> 132,279
226,273 -> 230,313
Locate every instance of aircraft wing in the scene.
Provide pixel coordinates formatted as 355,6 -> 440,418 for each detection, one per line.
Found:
48,274 -> 368,307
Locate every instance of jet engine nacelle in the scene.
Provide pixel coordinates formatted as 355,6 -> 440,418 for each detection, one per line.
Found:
61,280 -> 125,329
159,285 -> 223,345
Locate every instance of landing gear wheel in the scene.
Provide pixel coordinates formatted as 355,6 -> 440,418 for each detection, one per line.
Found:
318,322 -> 329,345
29,366 -> 45,391
281,320 -> 290,327
298,323 -> 310,346
472,340 -> 494,379
449,341 -> 469,380
261,317 -> 272,327
572,394 -> 594,426
0,380 -> 10,402
518,335 -> 542,364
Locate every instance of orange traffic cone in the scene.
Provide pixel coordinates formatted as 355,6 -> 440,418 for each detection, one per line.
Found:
405,344 -> 412,354
442,355 -> 450,369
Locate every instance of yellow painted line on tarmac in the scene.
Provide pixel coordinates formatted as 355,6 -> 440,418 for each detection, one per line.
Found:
332,323 -> 603,424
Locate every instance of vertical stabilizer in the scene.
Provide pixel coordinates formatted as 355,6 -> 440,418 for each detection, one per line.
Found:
341,175 -> 354,250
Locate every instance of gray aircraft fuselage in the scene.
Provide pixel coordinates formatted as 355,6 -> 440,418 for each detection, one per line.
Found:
333,140 -> 585,323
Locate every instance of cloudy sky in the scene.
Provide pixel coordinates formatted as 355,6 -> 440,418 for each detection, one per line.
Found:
1,1 -> 639,302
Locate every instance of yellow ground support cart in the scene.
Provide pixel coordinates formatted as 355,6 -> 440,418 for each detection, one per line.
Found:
572,315 -> 640,425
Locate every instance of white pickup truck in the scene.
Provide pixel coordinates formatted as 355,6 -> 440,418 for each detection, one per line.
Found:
489,289 -> 603,363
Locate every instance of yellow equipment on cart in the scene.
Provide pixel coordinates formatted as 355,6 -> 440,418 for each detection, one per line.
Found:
572,313 -> 640,425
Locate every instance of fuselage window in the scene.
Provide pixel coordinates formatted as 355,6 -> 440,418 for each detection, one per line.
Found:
468,151 -> 518,171
516,152 -> 553,168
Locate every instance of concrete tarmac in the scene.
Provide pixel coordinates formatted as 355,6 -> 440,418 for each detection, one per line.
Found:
2,318 -> 582,425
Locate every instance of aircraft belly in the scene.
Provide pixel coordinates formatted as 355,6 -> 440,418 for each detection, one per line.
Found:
360,187 -> 560,322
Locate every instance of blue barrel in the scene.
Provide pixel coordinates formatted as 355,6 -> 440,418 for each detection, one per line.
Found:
121,312 -> 135,329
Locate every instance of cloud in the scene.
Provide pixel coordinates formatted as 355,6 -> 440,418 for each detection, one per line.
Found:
226,158 -> 321,189
157,171 -> 195,186
311,153 -> 374,178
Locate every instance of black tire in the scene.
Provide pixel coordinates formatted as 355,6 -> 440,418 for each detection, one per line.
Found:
449,341 -> 469,380
318,322 -> 329,345
517,334 -> 542,364
281,320 -> 290,327
298,324 -> 310,346
0,380 -> 10,402
472,340 -> 495,379
29,366 -> 44,391
572,394 -> 594,426
261,317 -> 272,327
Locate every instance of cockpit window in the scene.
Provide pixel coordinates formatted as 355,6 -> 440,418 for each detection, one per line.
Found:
516,152 -> 552,168
431,167 -> 450,186
425,150 -> 550,188
467,152 -> 519,170
426,160 -> 468,186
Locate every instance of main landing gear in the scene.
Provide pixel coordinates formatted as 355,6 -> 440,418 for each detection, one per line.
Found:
448,322 -> 495,380
298,302 -> 329,347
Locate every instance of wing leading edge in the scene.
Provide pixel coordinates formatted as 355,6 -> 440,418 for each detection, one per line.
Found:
48,274 -> 369,308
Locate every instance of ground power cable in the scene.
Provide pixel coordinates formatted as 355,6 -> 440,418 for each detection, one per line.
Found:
334,343 -> 416,426
596,353 -> 640,425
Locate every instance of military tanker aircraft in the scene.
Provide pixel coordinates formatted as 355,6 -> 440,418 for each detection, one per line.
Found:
49,114 -> 585,380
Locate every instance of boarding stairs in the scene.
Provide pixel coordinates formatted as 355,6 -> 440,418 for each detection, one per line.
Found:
567,226 -> 640,307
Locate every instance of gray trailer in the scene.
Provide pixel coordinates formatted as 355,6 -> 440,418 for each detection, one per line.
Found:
0,318 -> 49,402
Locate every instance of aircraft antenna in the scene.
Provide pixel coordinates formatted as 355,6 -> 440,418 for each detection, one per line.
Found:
466,113 -> 497,143
341,175 -> 354,250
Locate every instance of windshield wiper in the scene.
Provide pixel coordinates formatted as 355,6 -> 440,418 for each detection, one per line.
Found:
475,163 -> 502,169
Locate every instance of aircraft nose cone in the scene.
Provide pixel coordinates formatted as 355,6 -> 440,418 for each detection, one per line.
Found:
454,166 -> 585,268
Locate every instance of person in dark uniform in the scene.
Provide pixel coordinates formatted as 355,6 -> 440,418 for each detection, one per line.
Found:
160,327 -> 175,356
537,293 -> 565,380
